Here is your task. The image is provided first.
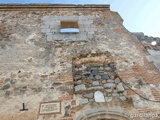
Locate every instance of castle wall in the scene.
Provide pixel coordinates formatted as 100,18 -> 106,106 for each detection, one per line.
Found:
0,4 -> 159,120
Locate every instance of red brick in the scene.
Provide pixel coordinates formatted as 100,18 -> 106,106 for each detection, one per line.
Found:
59,117 -> 73,120
58,94 -> 73,100
10,74 -> 17,78
151,88 -> 160,101
127,89 -> 146,97
65,81 -> 74,85
71,100 -> 76,106
0,78 -> 4,87
52,76 -> 73,82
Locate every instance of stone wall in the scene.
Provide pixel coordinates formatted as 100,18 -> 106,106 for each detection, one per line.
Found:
133,32 -> 160,70
73,52 -> 128,104
41,15 -> 96,41
0,4 -> 159,120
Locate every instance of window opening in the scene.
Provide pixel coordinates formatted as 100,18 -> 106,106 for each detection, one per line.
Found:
60,21 -> 79,33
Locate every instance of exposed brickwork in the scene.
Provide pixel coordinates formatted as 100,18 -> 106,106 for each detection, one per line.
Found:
0,79 -> 4,87
59,117 -> 73,120
137,108 -> 160,114
58,94 -> 73,100
71,100 -> 76,106
118,60 -> 160,85
151,87 -> 160,101
127,89 -> 146,99
52,76 -> 73,82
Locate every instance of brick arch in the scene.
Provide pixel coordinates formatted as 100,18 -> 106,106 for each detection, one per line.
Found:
76,107 -> 131,120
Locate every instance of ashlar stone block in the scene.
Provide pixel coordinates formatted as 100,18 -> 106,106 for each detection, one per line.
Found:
41,28 -> 50,33
46,33 -> 53,41
79,98 -> 89,105
75,84 -> 86,92
94,91 -> 105,102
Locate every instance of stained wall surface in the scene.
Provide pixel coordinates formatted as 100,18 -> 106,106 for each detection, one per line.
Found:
0,4 -> 160,120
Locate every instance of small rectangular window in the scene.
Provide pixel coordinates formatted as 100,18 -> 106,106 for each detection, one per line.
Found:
60,21 -> 79,33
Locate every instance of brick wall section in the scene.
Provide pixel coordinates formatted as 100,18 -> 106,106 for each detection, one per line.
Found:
136,108 -> 160,119
118,60 -> 160,85
151,87 -> 160,101
0,79 -> 4,87
58,94 -> 73,100
59,117 -> 73,120
0,77 -> 5,87
52,76 -> 73,82
137,108 -> 160,114
127,89 -> 146,97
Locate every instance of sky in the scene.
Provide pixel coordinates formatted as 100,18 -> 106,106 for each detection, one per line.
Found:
0,0 -> 160,37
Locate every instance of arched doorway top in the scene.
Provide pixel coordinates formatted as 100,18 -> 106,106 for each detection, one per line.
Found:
76,107 -> 131,120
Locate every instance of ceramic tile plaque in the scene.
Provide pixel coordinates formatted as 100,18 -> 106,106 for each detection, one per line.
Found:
39,101 -> 61,115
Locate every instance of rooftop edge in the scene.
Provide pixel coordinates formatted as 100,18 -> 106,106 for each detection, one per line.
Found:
0,4 -> 110,11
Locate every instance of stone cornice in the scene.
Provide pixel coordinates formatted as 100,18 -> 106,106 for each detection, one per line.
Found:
0,4 -> 110,11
